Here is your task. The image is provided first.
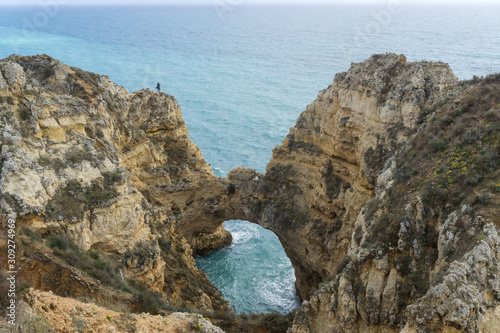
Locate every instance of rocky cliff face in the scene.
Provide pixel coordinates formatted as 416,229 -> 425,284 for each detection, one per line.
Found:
1,53 -> 499,333
273,54 -> 459,299
272,56 -> 500,332
0,54 -> 231,313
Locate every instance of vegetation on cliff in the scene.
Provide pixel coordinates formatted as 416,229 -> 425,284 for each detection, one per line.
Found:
285,61 -> 500,333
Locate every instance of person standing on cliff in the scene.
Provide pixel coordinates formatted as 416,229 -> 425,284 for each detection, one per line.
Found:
156,82 -> 161,92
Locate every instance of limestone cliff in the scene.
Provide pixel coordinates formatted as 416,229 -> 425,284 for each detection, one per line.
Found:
259,54 -> 460,301
203,53 -> 460,299
0,54 -> 231,314
259,55 -> 499,332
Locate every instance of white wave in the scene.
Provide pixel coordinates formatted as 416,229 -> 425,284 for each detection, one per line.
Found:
230,229 -> 254,245
213,167 -> 226,177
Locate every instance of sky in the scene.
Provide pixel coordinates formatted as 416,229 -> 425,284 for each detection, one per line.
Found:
1,0 -> 499,5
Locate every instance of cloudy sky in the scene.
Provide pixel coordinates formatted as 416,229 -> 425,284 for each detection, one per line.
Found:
1,0 -> 499,4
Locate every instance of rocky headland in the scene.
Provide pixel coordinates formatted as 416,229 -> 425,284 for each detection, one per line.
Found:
0,53 -> 499,332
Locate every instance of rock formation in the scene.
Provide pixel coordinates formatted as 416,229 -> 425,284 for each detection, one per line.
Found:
0,54 -> 231,313
267,55 -> 499,332
1,53 -> 499,333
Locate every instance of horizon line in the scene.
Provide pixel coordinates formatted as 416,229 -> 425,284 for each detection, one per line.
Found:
1,2 -> 500,6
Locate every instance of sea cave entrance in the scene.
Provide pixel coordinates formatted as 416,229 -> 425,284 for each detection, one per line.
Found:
195,220 -> 301,314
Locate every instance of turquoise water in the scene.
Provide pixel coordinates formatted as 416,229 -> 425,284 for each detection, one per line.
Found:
196,221 -> 299,314
1,4 -> 499,314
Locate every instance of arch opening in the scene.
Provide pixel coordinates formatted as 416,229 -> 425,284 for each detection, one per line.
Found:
195,220 -> 301,314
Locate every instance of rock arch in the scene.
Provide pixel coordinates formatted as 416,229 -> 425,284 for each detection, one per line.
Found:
173,54 -> 461,302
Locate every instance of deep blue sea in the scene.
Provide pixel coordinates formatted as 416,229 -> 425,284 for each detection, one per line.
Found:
1,4 -> 499,314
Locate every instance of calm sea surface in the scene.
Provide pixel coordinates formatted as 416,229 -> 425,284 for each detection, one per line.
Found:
1,4 -> 498,314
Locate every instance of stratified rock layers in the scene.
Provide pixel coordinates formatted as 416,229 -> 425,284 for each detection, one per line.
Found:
266,55 -> 499,332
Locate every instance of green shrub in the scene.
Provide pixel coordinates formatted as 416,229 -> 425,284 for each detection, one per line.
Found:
89,250 -> 99,260
19,316 -> 56,332
52,246 -> 127,292
66,148 -> 93,165
37,157 -> 65,172
46,235 -> 70,250
45,180 -> 86,222
135,289 -> 166,315
260,312 -> 289,326
324,171 -> 346,199
400,271 -> 430,299
70,312 -> 87,333
398,75 -> 500,216
335,257 -> 351,275
363,198 -> 381,221
45,173 -> 121,223
353,225 -> 363,246
94,259 -> 107,271
21,227 -> 39,242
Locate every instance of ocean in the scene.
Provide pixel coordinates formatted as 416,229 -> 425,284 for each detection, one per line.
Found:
1,3 -> 499,314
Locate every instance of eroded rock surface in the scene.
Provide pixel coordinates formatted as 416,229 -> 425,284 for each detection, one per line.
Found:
0,54 -> 231,313
279,55 -> 500,332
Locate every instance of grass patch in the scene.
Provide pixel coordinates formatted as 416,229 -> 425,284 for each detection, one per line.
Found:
47,236 -> 171,315
127,279 -> 168,315
19,316 -> 56,332
46,235 -> 70,250
70,312 -> 87,333
21,227 -> 41,243
397,76 -> 500,215
109,313 -> 138,332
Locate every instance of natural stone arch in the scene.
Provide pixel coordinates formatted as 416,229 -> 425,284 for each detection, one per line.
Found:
173,54 -> 461,303
174,165 -> 334,301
